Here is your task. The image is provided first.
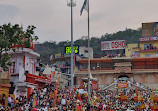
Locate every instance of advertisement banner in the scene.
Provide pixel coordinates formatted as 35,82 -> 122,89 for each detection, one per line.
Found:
142,22 -> 158,37
91,80 -> 98,91
65,45 -> 79,54
139,37 -> 158,41
117,83 -> 127,88
54,53 -> 62,58
101,40 -> 126,51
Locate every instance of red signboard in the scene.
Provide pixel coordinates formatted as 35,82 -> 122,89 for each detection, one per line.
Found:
91,80 -> 98,91
101,40 -> 126,51
139,37 -> 158,42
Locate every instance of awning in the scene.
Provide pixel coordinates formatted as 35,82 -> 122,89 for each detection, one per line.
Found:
78,58 -> 112,63
26,73 -> 51,84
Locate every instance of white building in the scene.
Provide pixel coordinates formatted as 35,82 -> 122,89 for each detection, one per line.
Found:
9,48 -> 41,98
79,46 -> 93,58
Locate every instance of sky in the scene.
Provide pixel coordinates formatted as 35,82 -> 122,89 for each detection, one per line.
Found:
0,0 -> 158,43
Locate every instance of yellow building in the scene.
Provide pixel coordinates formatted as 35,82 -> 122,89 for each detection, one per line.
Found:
0,72 -> 11,106
125,43 -> 140,57
139,37 -> 158,57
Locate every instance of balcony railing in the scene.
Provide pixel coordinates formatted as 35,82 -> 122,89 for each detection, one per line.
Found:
140,47 -> 158,52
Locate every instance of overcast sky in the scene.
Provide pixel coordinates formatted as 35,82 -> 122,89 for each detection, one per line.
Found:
0,0 -> 158,43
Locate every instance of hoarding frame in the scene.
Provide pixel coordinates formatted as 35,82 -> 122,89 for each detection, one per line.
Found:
101,40 -> 126,51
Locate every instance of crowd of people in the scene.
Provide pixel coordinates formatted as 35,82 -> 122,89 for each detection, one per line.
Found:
103,54 -> 126,58
0,80 -> 158,111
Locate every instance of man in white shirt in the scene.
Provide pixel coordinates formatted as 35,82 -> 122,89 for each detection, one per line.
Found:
102,103 -> 106,109
8,95 -> 12,106
61,98 -> 66,105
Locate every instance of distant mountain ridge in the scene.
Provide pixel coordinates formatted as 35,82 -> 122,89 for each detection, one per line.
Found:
34,28 -> 142,64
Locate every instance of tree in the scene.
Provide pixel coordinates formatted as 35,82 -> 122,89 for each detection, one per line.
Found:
34,28 -> 141,64
0,23 -> 38,71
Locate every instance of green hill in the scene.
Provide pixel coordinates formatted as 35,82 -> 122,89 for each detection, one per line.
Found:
34,28 -> 142,64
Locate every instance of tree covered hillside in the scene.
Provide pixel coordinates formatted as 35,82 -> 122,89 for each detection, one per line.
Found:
34,28 -> 142,64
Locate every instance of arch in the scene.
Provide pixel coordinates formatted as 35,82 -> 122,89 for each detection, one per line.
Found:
118,75 -> 129,78
118,75 -> 129,81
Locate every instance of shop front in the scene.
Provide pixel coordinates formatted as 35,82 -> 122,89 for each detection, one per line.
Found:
0,83 -> 11,106
0,72 -> 11,106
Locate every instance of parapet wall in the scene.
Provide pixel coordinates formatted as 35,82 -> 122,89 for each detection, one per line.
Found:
0,72 -> 10,84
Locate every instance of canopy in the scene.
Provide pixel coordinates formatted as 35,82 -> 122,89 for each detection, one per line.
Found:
43,64 -> 52,75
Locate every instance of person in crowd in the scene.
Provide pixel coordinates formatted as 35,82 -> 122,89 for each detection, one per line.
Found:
1,80 -> 158,111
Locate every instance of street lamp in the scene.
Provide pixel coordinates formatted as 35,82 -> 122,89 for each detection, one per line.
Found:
67,0 -> 76,89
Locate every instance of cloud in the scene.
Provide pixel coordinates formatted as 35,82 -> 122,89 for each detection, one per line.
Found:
1,0 -> 158,42
0,4 -> 19,24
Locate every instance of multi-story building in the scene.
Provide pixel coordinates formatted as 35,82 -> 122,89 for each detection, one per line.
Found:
74,57 -> 158,89
79,46 -> 93,58
50,53 -> 75,87
125,37 -> 158,58
125,43 -> 140,57
50,46 -> 94,88
9,46 -> 51,98
139,36 -> 158,57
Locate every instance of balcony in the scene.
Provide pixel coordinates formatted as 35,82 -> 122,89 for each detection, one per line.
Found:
140,47 -> 158,52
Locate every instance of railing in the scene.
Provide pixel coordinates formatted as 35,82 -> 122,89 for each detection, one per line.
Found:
103,83 -> 116,90
102,81 -> 148,91
131,83 -> 147,90
140,47 -> 158,52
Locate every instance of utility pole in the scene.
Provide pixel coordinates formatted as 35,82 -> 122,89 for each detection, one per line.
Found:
67,0 -> 76,89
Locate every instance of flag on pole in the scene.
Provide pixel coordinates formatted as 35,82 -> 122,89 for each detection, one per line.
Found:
80,0 -> 89,15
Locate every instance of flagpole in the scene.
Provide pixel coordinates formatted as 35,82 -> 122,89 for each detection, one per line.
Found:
87,0 -> 91,105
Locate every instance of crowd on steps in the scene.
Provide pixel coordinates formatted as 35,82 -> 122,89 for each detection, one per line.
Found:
0,81 -> 158,111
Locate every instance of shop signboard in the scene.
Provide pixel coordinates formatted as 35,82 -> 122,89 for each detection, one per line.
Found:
101,40 -> 126,51
139,36 -> 158,41
65,45 -> 79,54
54,53 -> 62,58
91,80 -> 98,91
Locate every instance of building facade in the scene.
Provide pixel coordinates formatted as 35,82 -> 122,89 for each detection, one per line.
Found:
9,48 -> 50,98
74,57 -> 158,89
50,53 -> 75,87
0,72 -> 11,106
139,37 -> 158,57
125,43 -> 140,57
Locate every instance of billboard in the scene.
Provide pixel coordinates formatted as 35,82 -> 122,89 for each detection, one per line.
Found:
91,80 -> 98,91
54,53 -> 62,58
65,45 -> 79,54
101,40 -> 126,51
142,22 -> 158,37
139,36 -> 158,41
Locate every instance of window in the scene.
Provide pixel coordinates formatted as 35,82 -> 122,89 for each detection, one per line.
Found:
156,52 -> 158,57
131,51 -> 140,57
144,44 -> 154,50
10,62 -> 16,73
